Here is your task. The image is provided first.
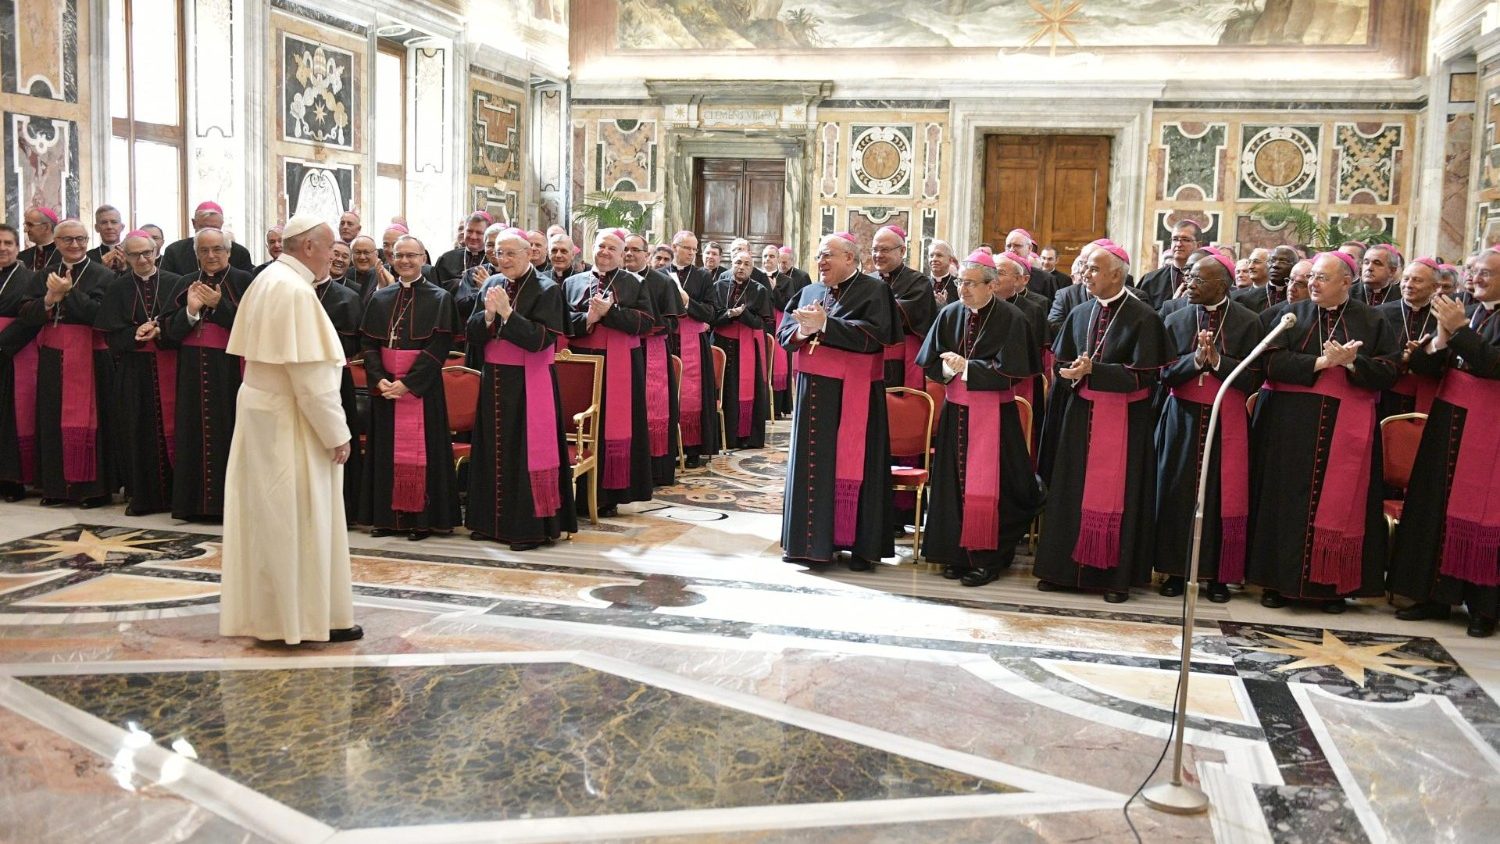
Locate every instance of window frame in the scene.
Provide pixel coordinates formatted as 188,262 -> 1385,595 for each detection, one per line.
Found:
110,0 -> 189,236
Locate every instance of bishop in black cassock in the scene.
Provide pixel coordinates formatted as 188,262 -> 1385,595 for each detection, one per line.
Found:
97,232 -> 183,515
1034,244 -> 1170,602
625,234 -> 686,485
1389,251 -> 1500,638
1375,259 -> 1442,420
1247,252 -> 1399,612
160,230 -> 252,522
16,222 -> 116,506
767,247 -> 811,417
466,231 -> 576,549
358,236 -> 462,539
778,233 -> 902,570
1153,255 -> 1263,602
712,250 -> 773,450
563,232 -> 657,515
667,234 -> 721,467
0,235 -> 39,501
873,226 -> 936,390
916,252 -> 1041,586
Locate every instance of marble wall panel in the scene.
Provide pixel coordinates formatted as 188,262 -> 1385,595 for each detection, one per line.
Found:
532,84 -> 566,229
567,108 -> 666,242
0,0 -> 89,223
1441,113 -> 1475,260
467,69 -> 527,226
281,34 -> 355,150
1145,110 -> 1416,262
596,118 -> 657,193
1478,74 -> 1500,250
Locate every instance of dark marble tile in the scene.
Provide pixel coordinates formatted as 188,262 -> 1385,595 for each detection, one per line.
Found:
21,663 -> 1016,829
1255,784 -> 1369,844
1242,679 -> 1339,787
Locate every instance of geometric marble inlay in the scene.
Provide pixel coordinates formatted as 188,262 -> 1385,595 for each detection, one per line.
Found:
1160,122 -> 1227,201
1240,125 -> 1320,201
1334,122 -> 1402,204
849,125 -> 913,197
21,662 -> 1017,829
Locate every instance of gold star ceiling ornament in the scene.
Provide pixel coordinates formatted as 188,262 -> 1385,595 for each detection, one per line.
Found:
1244,629 -> 1451,687
16,529 -> 171,564
1023,0 -> 1084,56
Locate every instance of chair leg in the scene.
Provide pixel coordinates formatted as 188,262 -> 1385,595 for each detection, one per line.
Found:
589,470 -> 599,525
912,484 -> 924,563
719,410 -> 728,456
676,424 -> 686,472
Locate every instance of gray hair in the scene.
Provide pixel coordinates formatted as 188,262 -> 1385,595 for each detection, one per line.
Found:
960,260 -> 998,283
928,239 -> 954,258
194,227 -> 233,248
483,222 -> 510,242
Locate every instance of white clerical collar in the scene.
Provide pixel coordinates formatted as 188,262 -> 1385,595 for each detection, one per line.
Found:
1096,287 -> 1128,307
1202,297 -> 1228,312
398,276 -> 420,287
1482,300 -> 1498,311
671,264 -> 691,273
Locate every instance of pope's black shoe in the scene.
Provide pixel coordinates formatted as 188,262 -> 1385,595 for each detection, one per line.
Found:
328,625 -> 364,643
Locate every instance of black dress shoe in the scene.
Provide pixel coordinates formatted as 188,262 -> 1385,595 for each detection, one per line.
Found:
1104,591 -> 1129,604
1260,590 -> 1287,608
407,529 -> 431,541
509,541 -> 542,552
369,528 -> 396,538
79,496 -> 111,509
684,457 -> 700,469
39,497 -> 68,508
1205,581 -> 1231,603
960,567 -> 999,587
1322,599 -> 1347,614
327,625 -> 364,642
1158,576 -> 1185,598
468,531 -> 495,542
1394,601 -> 1451,621
1036,579 -> 1062,592
1467,616 -> 1497,638
846,556 -> 873,572
941,565 -> 963,580
597,506 -> 619,518
0,484 -> 25,502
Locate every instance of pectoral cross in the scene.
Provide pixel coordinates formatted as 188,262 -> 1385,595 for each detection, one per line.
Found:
807,334 -> 819,355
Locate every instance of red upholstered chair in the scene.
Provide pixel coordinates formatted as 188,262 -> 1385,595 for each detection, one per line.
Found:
1380,412 -> 1427,538
556,349 -> 604,525
670,354 -> 686,472
886,386 -> 936,561
923,378 -> 946,423
711,344 -> 728,454
441,366 -> 481,474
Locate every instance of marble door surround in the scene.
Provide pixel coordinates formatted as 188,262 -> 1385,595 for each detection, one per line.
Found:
948,89 -> 1154,259
648,80 -> 832,258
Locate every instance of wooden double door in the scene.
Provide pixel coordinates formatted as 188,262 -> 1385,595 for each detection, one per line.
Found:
981,134 -> 1111,271
693,158 -> 785,257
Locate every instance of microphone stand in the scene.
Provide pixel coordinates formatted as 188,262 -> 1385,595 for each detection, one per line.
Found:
1144,310 -> 1297,815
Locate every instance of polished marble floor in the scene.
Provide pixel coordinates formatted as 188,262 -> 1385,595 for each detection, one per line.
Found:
2,429 -> 1498,843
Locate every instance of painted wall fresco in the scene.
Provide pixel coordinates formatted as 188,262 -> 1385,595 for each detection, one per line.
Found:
467,68 -> 528,225
611,0 -> 1371,51
1,0 -> 88,223
1143,110 -> 1417,267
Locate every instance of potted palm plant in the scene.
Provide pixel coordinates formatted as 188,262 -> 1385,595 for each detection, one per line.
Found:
571,190 -> 655,239
1248,190 -> 1397,251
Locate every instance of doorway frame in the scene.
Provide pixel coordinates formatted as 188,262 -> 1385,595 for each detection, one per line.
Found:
950,98 -> 1152,262
664,131 -> 809,258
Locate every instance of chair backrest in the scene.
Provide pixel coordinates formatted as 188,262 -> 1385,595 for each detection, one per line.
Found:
1380,412 -> 1427,492
923,378 -> 946,422
441,366 -> 481,433
348,359 -> 367,391
1015,396 -> 1034,454
885,386 -> 934,464
555,350 -> 604,435
711,345 -> 727,393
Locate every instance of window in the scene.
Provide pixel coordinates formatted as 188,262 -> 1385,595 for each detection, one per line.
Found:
109,0 -> 188,239
374,44 -> 407,226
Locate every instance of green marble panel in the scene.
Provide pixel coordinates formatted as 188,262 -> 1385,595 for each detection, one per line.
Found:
22,663 -> 1016,828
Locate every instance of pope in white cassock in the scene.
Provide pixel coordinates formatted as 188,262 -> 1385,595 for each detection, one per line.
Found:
219,214 -> 361,644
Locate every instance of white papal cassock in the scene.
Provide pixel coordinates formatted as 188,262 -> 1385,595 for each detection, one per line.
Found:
219,251 -> 353,643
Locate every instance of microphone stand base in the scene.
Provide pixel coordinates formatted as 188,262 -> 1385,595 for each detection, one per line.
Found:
1143,782 -> 1209,815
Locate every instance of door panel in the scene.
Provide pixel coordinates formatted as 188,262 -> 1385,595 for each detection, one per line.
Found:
982,134 -> 1111,271
693,157 -> 787,261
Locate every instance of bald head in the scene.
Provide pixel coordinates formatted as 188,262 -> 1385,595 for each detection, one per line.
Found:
816,234 -> 857,285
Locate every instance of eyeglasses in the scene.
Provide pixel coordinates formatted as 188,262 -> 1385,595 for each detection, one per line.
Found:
954,280 -> 985,288
1306,272 -> 1339,283
391,252 -> 424,260
495,248 -> 527,258
870,246 -> 901,255
56,235 -> 89,245
195,245 -> 228,254
1169,236 -> 1197,244
124,249 -> 155,260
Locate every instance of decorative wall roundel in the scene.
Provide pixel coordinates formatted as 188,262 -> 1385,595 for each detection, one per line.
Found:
1242,127 -> 1317,199
850,127 -> 913,196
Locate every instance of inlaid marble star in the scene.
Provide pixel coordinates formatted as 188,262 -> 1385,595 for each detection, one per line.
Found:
1244,629 -> 1450,686
17,529 -> 171,564
1023,0 -> 1084,56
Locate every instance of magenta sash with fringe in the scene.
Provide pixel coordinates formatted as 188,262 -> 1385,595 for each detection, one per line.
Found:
1169,377 -> 1249,582
569,327 -> 638,489
882,335 -> 924,388
945,378 -> 1015,551
0,317 -> 37,482
1391,371 -> 1439,415
37,323 -> 106,483
485,340 -> 563,517
719,321 -> 764,438
1072,385 -> 1151,569
143,340 -> 178,464
771,309 -> 789,390
796,345 -> 883,546
1435,369 -> 1500,586
1266,367 -> 1376,593
676,317 -> 710,446
379,348 -> 427,513
644,333 -> 671,456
